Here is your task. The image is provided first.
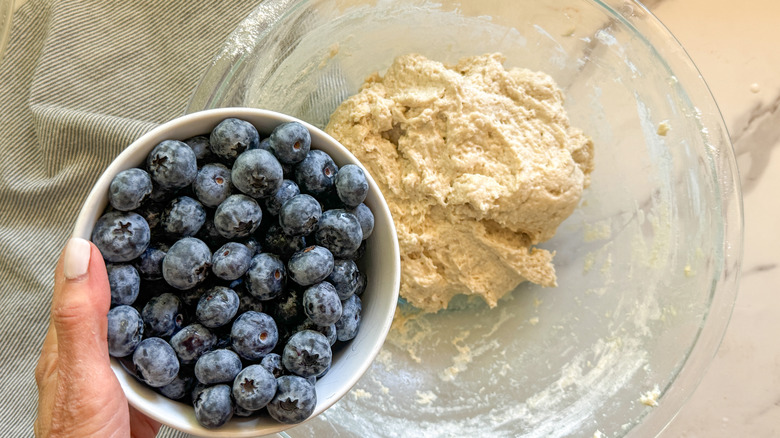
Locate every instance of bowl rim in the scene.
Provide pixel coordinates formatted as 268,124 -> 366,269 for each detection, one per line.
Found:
72,107 -> 401,437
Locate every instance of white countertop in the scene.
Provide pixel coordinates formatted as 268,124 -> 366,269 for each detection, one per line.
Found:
10,0 -> 776,436
650,0 -> 780,436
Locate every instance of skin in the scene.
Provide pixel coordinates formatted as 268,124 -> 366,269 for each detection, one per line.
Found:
34,240 -> 161,438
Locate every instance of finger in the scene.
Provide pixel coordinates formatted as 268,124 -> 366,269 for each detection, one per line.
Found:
34,324 -> 58,438
50,237 -> 111,368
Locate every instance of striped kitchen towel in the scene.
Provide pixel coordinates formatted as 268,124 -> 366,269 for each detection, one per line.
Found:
0,0 -> 263,436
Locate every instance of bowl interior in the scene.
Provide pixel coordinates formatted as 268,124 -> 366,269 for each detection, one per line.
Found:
187,1 -> 742,437
72,108 -> 401,437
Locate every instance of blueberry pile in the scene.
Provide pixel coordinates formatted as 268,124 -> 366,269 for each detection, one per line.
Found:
96,118 -> 374,429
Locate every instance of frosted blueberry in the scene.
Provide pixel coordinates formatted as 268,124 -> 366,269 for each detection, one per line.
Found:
269,121 -> 311,164
211,241 -> 253,281
193,384 -> 233,429
209,118 -> 260,162
279,194 -> 321,236
267,375 -> 316,424
162,237 -> 211,290
132,337 -> 179,387
107,305 -> 144,357
302,281 -> 342,326
196,286 -> 240,328
213,194 -> 262,240
146,140 -> 198,190
232,364 -> 277,411
231,311 -> 278,361
334,164 -> 368,208
245,253 -> 286,301
232,149 -> 284,199
106,263 -> 140,306
288,245 -> 334,286
108,168 -> 153,211
193,163 -> 233,208
92,211 -> 150,263
294,149 -> 338,197
194,349 -> 242,385
314,209 -> 363,258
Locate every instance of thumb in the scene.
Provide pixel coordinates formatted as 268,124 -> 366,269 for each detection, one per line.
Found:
51,237 -> 112,367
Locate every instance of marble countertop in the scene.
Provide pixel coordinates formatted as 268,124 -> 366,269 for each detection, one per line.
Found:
8,0 -> 776,436
649,0 -> 780,436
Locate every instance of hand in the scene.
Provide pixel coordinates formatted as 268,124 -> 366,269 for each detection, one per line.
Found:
35,237 -> 161,438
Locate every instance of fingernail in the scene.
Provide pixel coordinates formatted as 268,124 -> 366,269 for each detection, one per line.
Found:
64,237 -> 91,280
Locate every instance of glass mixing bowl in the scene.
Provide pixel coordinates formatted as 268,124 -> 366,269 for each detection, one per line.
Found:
187,0 -> 743,436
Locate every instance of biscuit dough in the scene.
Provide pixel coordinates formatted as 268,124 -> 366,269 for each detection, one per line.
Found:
326,53 -> 594,312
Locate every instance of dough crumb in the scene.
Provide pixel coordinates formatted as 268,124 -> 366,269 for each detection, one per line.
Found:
657,120 -> 670,136
640,384 -> 661,407
326,53 -> 594,312
415,390 -> 437,405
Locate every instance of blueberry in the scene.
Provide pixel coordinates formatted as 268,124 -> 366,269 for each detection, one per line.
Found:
142,293 -> 184,337
106,263 -> 140,306
92,211 -> 150,262
132,337 -> 179,387
213,194 -> 263,239
161,196 -> 206,237
162,237 -> 211,290
196,286 -> 240,328
108,168 -> 153,211
302,281 -> 342,326
335,294 -> 362,342
232,364 -> 277,411
269,121 -> 311,164
257,137 -> 272,151
296,319 -> 337,347
183,135 -> 215,164
288,245 -> 334,286
170,323 -> 217,365
333,164 -> 368,208
159,374 -> 193,400
233,405 -> 255,417
265,179 -> 300,216
211,242 -> 253,281
209,118 -> 260,162
279,194 -> 321,236
193,384 -> 234,429
326,259 -> 362,301
294,149 -> 338,196
146,140 -> 198,190
231,149 -> 284,199
263,223 -> 306,259
107,305 -> 144,357
245,253 -> 286,301
133,244 -> 167,281
230,311 -> 278,361
314,209 -> 363,258
282,330 -> 332,378
260,353 -> 285,378
267,375 -> 317,424
194,349 -> 242,385
193,163 -> 233,208
348,203 -> 374,240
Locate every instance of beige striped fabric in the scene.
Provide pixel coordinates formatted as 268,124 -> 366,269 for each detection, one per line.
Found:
0,1 -> 262,436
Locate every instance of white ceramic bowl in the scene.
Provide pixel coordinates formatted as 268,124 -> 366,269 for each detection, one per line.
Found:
72,107 -> 401,437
